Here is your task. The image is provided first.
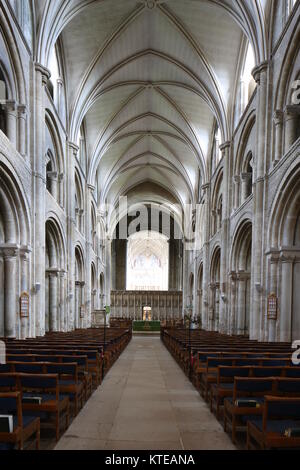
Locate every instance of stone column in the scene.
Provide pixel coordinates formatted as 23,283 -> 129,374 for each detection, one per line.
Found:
58,173 -> 64,208
20,249 -> 30,339
48,270 -> 58,332
59,271 -> 66,332
34,64 -> 50,337
241,173 -> 252,202
56,78 -> 64,117
67,142 -> 79,330
201,183 -> 210,330
3,248 -> 18,338
268,254 -> 279,341
236,275 -> 247,335
219,141 -> 231,333
233,175 -> 240,210
279,258 -> 293,342
273,110 -> 283,164
17,105 -> 27,158
229,272 -> 237,334
251,61 -> 268,340
75,281 -> 80,329
284,105 -> 300,153
6,100 -> 17,147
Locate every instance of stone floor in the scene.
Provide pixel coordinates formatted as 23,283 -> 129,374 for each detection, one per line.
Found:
55,336 -> 236,450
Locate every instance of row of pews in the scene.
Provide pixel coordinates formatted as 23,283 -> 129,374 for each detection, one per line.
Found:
0,327 -> 132,450
161,327 -> 300,450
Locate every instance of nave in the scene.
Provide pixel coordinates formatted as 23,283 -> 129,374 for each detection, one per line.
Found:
55,336 -> 235,451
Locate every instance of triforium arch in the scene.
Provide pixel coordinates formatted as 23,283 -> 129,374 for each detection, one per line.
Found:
209,246 -> 221,331
234,114 -> 255,208
45,217 -> 66,332
229,219 -> 252,336
267,162 -> 300,342
0,160 -> 30,338
211,170 -> 223,236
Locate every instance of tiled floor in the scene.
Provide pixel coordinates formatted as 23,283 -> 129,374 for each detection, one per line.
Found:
55,336 -> 236,450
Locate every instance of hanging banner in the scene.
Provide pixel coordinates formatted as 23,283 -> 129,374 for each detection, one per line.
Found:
20,292 -> 29,318
267,293 -> 278,320
80,305 -> 85,318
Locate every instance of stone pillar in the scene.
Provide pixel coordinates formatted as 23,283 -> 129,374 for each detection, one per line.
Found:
48,270 -> 58,332
279,258 -> 293,342
273,110 -> 283,164
284,105 -> 300,153
3,248 -> 18,338
34,64 -> 50,337
75,281 -> 80,329
219,141 -> 231,333
201,183 -> 210,330
251,61 -> 268,340
268,255 -> 278,341
58,173 -> 64,208
67,142 -> 79,330
236,275 -> 247,335
233,175 -> 240,210
59,271 -> 66,331
241,173 -> 252,202
229,272 -> 237,334
6,100 -> 17,147
17,105 -> 27,158
20,249 -> 30,339
56,78 -> 64,116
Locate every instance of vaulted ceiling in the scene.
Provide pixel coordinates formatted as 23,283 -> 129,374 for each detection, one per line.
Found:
36,0 -> 270,211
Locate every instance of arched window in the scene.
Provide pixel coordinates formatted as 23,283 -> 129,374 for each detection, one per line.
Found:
9,0 -> 33,50
240,43 -> 256,112
48,46 -> 60,104
45,150 -> 58,198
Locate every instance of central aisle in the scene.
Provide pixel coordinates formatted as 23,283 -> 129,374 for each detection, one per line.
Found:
55,336 -> 236,450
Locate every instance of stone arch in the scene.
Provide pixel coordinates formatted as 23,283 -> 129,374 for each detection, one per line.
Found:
267,162 -> 300,341
45,217 -> 66,332
230,219 -> 252,335
0,161 -> 30,337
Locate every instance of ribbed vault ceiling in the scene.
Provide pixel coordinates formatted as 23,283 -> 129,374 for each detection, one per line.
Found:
38,0 -> 270,209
